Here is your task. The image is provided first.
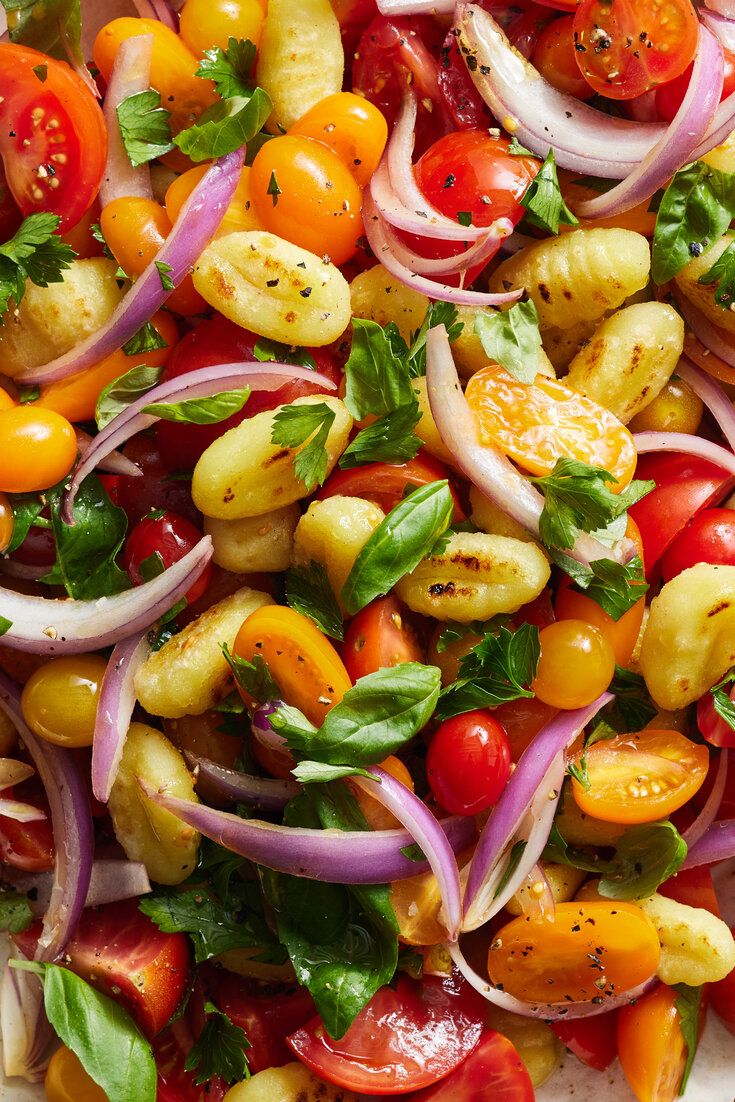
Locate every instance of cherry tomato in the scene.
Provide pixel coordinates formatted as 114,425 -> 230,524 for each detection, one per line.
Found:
179,0 -> 266,53
343,595 -> 423,681
692,751 -> 735,818
408,1029 -> 534,1102
711,934 -> 735,1036
45,1046 -> 107,1102
287,971 -> 487,1094
628,377 -> 703,436
391,859 -> 460,947
319,453 -> 465,518
289,92 -> 388,189
697,689 -> 735,749
426,711 -> 511,816
353,754 -> 416,831
0,782 -> 54,871
436,28 -> 492,130
571,728 -> 709,825
532,15 -> 594,98
617,984 -> 688,1102
0,492 -> 13,554
124,511 -> 212,605
0,406 -> 77,493
656,48 -> 735,121
572,0 -> 699,100
116,435 -> 201,526
7,513 -> 55,567
165,164 -> 263,237
0,44 -> 106,230
212,973 -> 314,1074
487,901 -> 660,1004
551,1011 -> 619,1071
533,620 -> 616,710
234,605 -> 352,727
465,366 -> 637,487
661,508 -> 735,582
21,654 -> 107,748
155,1025 -> 224,1102
0,162 -> 21,241
659,864 -> 721,917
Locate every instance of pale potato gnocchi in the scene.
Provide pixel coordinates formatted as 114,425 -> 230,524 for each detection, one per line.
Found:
223,1063 -> 357,1102
469,484 -> 540,544
637,893 -> 735,986
204,506 -> 300,574
674,234 -> 735,335
349,265 -> 429,342
292,495 -> 385,605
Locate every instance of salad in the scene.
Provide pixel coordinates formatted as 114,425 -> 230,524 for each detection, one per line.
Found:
1,0 -> 735,1099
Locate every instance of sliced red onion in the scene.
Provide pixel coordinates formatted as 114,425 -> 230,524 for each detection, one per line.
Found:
92,630 -> 151,803
0,670 -> 93,962
0,536 -> 212,655
0,758 -> 34,789
370,163 -> 489,241
691,87 -> 735,160
0,960 -> 54,1082
4,859 -> 151,914
633,431 -> 735,478
63,362 -> 335,524
706,0 -> 735,18
676,358 -> 735,453
252,699 -> 290,756
575,26 -> 723,219
626,91 -> 660,124
74,427 -> 142,478
0,798 -> 46,822
100,34 -> 155,208
702,8 -> 735,52
683,818 -> 735,868
185,753 -> 300,811
516,862 -> 555,921
376,209 -> 514,278
18,150 -> 245,386
683,750 -> 729,850
463,694 -> 612,932
675,291 -> 735,370
425,326 -> 630,566
0,560 -> 50,582
139,778 -> 477,883
132,0 -> 178,28
377,0 -> 455,12
352,767 -> 464,940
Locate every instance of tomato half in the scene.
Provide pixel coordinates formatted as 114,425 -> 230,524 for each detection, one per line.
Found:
532,14 -> 594,99
551,1012 -> 619,1071
212,973 -> 315,1074
45,1047 -> 107,1102
287,971 -> 487,1094
319,453 -> 465,518
0,44 -> 106,230
617,984 -> 689,1102
656,48 -> 735,121
407,1029 -> 534,1102
697,689 -> 735,750
661,509 -> 735,582
343,595 -> 424,681
123,511 -> 211,605
0,782 -> 54,871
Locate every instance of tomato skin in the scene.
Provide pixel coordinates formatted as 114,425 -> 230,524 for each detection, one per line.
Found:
287,971 -> 487,1095
116,436 -> 202,527
492,696 -> 558,761
212,973 -> 315,1074
343,595 -> 423,682
0,492 -> 13,554
661,509 -> 735,582
532,15 -> 594,99
427,711 -> 511,816
289,92 -> 388,189
179,0 -> 267,54
0,406 -> 77,493
659,865 -> 721,917
551,1012 -> 619,1071
617,984 -> 688,1102
656,49 -> 735,122
45,1046 -> 108,1102
407,1029 -> 534,1102
0,44 -> 106,230
124,511 -> 212,605
0,161 -> 22,241
533,620 -> 616,710
437,29 -> 491,130
711,932 -> 735,1036
319,453 -> 465,519
697,689 -> 735,749
0,783 -> 54,871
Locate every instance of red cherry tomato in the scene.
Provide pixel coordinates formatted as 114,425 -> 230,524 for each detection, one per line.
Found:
656,49 -> 735,121
212,973 -> 315,1074
407,1029 -> 534,1102
531,15 -> 594,99
0,44 -> 106,230
697,690 -> 735,749
661,509 -> 735,582
659,865 -> 721,917
9,511 -> 56,567
692,751 -> 735,818
0,783 -> 54,872
318,453 -> 465,518
116,435 -> 201,527
123,510 -> 212,605
426,711 -> 511,816
0,161 -> 22,241
437,28 -> 491,130
711,932 -> 735,1036
343,595 -> 424,682
288,971 -> 487,1094
551,1012 -> 619,1071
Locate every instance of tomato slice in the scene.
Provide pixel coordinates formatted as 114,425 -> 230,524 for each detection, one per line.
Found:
343,595 -> 424,682
0,782 -> 54,871
287,971 -> 487,1094
0,44 -> 106,230
661,508 -> 735,582
659,865 -> 721,917
318,453 -> 465,519
212,972 -> 315,1074
617,984 -> 690,1102
711,932 -> 735,1037
551,1012 -> 619,1071
407,1029 -> 534,1102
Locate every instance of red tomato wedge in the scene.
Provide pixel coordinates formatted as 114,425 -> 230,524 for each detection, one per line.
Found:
318,454 -> 465,519
287,972 -> 487,1094
407,1030 -> 534,1102
551,1012 -> 619,1071
343,595 -> 424,682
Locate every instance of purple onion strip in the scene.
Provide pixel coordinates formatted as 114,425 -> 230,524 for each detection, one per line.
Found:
100,34 -> 155,208
92,630 -> 151,803
676,358 -> 735,454
633,431 -> 735,477
683,750 -> 729,849
683,818 -> 735,868
186,753 -> 300,812
0,962 -> 55,1082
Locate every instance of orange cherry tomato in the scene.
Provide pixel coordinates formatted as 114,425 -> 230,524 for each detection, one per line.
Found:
233,606 -> 352,727
352,754 -> 415,831
571,728 -> 709,825
100,196 -> 205,316
465,365 -> 637,488
492,696 -> 559,761
343,595 -> 424,682
617,984 -> 688,1102
487,901 -> 660,1004
250,134 -> 364,266
531,15 -> 594,99
61,200 -> 105,259
532,620 -> 616,710
165,164 -> 263,236
179,0 -> 267,53
35,310 -> 177,422
289,92 -> 388,188
0,406 -> 77,492
45,1046 -> 107,1102
0,492 -> 12,553
0,389 -> 14,413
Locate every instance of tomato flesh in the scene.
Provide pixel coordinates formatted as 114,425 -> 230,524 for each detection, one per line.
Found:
123,510 -> 211,606
212,973 -> 315,1074
407,1029 -> 534,1102
617,984 -> 689,1102
0,782 -> 54,871
656,49 -> 735,122
426,710 -> 511,816
711,931 -> 735,1037
343,595 -> 424,682
319,453 -> 465,519
551,1012 -> 619,1071
661,508 -> 735,582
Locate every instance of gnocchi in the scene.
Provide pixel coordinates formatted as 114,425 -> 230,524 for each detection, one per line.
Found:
637,893 -> 735,986
223,1063 -> 358,1102
349,265 -> 429,342
193,231 -> 352,346
542,319 -> 598,372
469,485 -> 540,544
204,506 -> 301,574
485,1007 -> 561,1087
674,234 -> 735,335
411,376 -> 456,466
292,495 -> 385,604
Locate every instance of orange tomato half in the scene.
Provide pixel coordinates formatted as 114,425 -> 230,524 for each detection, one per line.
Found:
165,165 -> 263,236
617,985 -> 688,1102
45,1046 -> 107,1102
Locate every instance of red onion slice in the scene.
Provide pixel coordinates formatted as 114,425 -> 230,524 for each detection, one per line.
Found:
676,358 -> 735,453
132,0 -> 178,29
0,798 -> 46,822
139,778 -> 478,883
185,753 -> 300,811
683,818 -> 735,868
633,431 -> 735,478
702,8 -> 735,51
100,34 -> 155,208
370,163 -> 490,241
0,961 -> 55,1082
683,750 -> 729,849
4,859 -> 152,914
0,536 -> 212,655
517,863 -> 555,921
353,767 -> 464,940
92,630 -> 151,803
376,209 -> 514,278
706,0 -> 735,19
63,362 -> 335,524
378,0 -> 455,12
675,291 -> 735,370
74,427 -> 142,478
17,150 -> 245,386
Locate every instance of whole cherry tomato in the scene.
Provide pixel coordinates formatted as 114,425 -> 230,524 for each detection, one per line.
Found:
123,511 -> 212,605
116,435 -> 202,526
427,710 -> 511,816
531,14 -> 594,98
661,508 -> 735,582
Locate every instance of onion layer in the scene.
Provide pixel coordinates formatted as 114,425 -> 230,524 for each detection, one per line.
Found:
185,753 -> 300,811
100,34 -> 155,208
676,358 -> 735,453
633,431 -> 735,478
92,630 -> 151,803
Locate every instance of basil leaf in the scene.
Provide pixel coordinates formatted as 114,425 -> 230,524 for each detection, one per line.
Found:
0,616 -> 11,638
341,481 -> 455,615
475,300 -> 542,384
610,666 -> 657,731
0,891 -> 33,933
142,388 -> 250,425
174,89 -> 272,161
598,821 -> 687,900
508,137 -> 534,156
221,643 -> 280,705
652,161 -> 735,284
674,984 -> 703,1093
122,321 -> 167,356
407,301 -> 463,377
696,237 -> 735,308
344,318 -> 416,418
1,0 -> 86,82
339,401 -> 422,468
270,402 -> 336,491
252,337 -> 317,369
42,475 -> 130,600
436,623 -> 539,720
5,494 -> 44,553
18,385 -> 39,404
711,669 -> 735,733
116,89 -> 174,167
155,260 -> 174,290
96,365 -> 163,429
494,840 -> 527,899
519,149 -> 578,235
285,561 -> 343,641
195,37 -> 256,99
291,761 -> 375,784
185,1001 -> 250,1085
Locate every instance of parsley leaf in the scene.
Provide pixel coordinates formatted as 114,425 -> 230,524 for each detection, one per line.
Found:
344,318 -> 416,418
407,301 -> 463,377
674,984 -> 703,1093
610,666 -> 657,731
42,475 -> 130,600
711,669 -> 735,733
0,212 -> 75,319
474,299 -> 541,384
221,643 -> 280,705
174,89 -> 272,162
0,891 -> 33,934
122,321 -> 167,356
270,402 -> 336,490
697,236 -> 735,308
116,89 -> 174,167
143,388 -> 251,425
95,365 -> 163,429
185,1002 -> 250,1085
435,616 -> 509,653
195,37 -> 256,99
0,616 -> 11,638
553,551 -> 649,621
339,401 -> 422,469
155,260 -> 174,290
436,623 -> 540,720
520,149 -> 578,235
652,160 -> 735,284
285,561 -> 343,641
508,137 -> 534,156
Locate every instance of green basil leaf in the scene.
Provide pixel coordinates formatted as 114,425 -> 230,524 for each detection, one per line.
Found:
610,666 -> 657,731
285,561 -> 343,641
291,761 -> 375,784
519,149 -> 578,235
344,318 -> 416,418
696,236 -> 735,308
195,37 -> 256,99
652,161 -> 735,284
252,337 -> 317,369
494,840 -> 528,899
116,89 -> 174,167
122,321 -> 167,357
0,891 -> 32,933
0,616 -> 11,638
475,299 -> 542,384
598,821 -> 687,900
142,387 -> 250,425
96,365 -> 163,429
221,643 -> 280,705
5,495 -> 44,554
407,301 -> 463,377
674,984 -> 703,1093
174,89 -> 272,162
339,401 -> 422,468
1,0 -> 86,81
41,475 -> 130,600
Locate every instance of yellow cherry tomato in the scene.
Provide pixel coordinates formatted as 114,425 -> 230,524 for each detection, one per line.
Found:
532,620 -> 616,711
0,407 -> 77,493
21,655 -> 108,748
250,134 -> 364,266
45,1046 -> 107,1102
165,165 -> 263,236
0,388 -> 16,413
629,378 -> 704,435
352,754 -> 414,831
289,92 -> 388,188
233,605 -> 352,727
180,0 -> 267,53
0,492 -> 13,553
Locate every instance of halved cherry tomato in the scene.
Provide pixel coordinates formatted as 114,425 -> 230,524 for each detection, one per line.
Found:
617,984 -> 689,1102
0,783 -> 54,871
572,0 -> 699,100
0,492 -> 13,554
659,864 -> 721,917
661,508 -> 735,582
487,902 -> 660,1004
656,48 -> 735,122
711,935 -> 735,1036
155,1023 -> 226,1102
697,689 -> 735,749
551,1011 -> 619,1071
289,92 -> 388,189
343,595 -> 424,682
465,366 -> 637,487
212,973 -> 315,1074
0,406 -> 78,493
427,711 -> 511,815
352,754 -> 415,831
319,453 -> 465,519
532,15 -> 594,98
45,1046 -> 107,1102
123,510 -> 212,605
408,1029 -> 534,1102
571,728 -> 709,825
116,435 -> 202,526
436,28 -> 491,130
0,44 -> 106,230
287,971 -> 487,1094
533,620 -> 616,710
233,605 -> 352,727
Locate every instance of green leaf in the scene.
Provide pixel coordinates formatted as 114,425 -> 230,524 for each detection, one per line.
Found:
270,402 -> 336,491
436,623 -> 540,720
0,891 -> 32,933
341,481 -> 455,615
598,821 -> 687,900
32,63 -> 47,82
143,388 -> 251,425
697,237 -> 735,308
711,669 -> 735,733
95,365 -> 163,429
610,666 -> 657,731
344,318 -> 416,418
122,321 -> 167,357
494,840 -> 527,899
652,161 -> 735,284
139,551 -> 164,583
339,401 -> 422,468
474,300 -> 542,384
195,37 -> 256,99
1,0 -> 86,79
508,137 -> 534,156
291,761 -> 375,784
267,170 -> 282,205
5,495 -> 44,554
17,385 -> 39,404
0,616 -> 11,638
674,984 -> 703,1093
116,89 -> 174,167
42,475 -> 130,600
553,551 -> 649,621
285,561 -> 343,641
520,149 -> 578,235
221,643 -> 280,705
155,260 -> 174,291
252,338 -> 317,369
435,616 -> 509,654
567,755 -> 590,791
0,212 -> 75,320
407,301 -> 463,377
185,1002 -> 250,1085
269,704 -> 318,747
174,89 -> 272,162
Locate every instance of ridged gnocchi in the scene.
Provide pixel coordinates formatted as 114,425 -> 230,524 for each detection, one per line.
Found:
637,893 -> 735,986
192,396 -> 352,520
193,231 -> 351,346
488,228 -> 650,331
639,564 -> 735,710
223,1063 -> 358,1102
204,506 -> 300,574
292,495 -> 385,604
134,586 -> 273,718
108,722 -> 199,885
674,234 -> 735,335
349,265 -> 428,342
411,376 -> 456,466
469,485 -> 539,544
395,531 -> 550,622
565,302 -> 684,424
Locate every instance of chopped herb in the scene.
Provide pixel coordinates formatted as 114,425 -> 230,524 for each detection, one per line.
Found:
252,337 -> 317,369
0,212 -> 75,321
0,891 -> 32,933
610,666 -> 657,731
174,88 -> 271,161
696,237 -> 735,308
122,321 -> 167,356
17,385 -> 40,404
267,170 -> 282,205
457,211 -> 473,227
652,160 -> 735,284
195,37 -> 256,99
155,260 -> 174,291
185,1002 -> 250,1085
407,301 -> 463,377
344,318 -> 416,418
1,0 -> 87,83
520,149 -> 578,235
436,623 -> 540,720
32,63 -> 47,81
553,550 -> 649,621
475,299 -> 541,384
41,475 -> 130,600
285,561 -> 344,641
339,401 -> 422,469
674,984 -> 703,1093
95,365 -> 163,430
0,616 -> 12,638
494,840 -> 528,898
143,388 -> 251,425
508,137 -> 534,156
116,89 -> 174,167
270,402 -> 336,491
